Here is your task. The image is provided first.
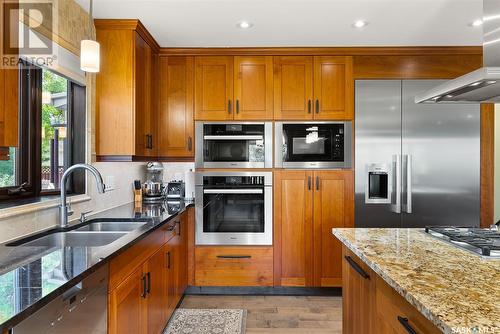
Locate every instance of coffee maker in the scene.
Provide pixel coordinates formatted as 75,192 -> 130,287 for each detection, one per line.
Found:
142,162 -> 165,203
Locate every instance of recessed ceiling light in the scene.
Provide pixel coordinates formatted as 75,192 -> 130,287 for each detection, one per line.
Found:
237,21 -> 253,29
353,20 -> 368,28
471,19 -> 483,27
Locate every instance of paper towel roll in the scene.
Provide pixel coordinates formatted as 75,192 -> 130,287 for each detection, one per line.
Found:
184,169 -> 195,200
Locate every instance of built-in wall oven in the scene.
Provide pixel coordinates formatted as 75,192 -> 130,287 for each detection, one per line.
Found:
195,122 -> 273,169
195,171 -> 272,245
275,121 -> 352,169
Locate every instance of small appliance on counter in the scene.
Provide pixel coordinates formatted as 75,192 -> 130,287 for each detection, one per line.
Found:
143,162 -> 165,203
166,180 -> 185,200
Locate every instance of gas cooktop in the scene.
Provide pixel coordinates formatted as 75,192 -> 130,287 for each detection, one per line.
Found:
424,226 -> 500,259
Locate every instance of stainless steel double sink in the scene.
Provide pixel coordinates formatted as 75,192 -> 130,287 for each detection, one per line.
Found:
9,220 -> 149,247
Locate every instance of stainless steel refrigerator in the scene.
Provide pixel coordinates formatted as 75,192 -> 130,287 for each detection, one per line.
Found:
355,80 -> 480,228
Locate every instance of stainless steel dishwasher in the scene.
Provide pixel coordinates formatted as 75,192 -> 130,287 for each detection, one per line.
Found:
12,265 -> 108,334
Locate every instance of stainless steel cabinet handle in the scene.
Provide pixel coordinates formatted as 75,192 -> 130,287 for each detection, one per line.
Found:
236,100 -> 240,114
203,189 -> 263,194
187,136 -> 193,151
308,176 -> 312,190
204,135 -> 263,140
315,99 -> 320,114
308,99 -> 312,113
397,316 -> 418,334
228,100 -> 232,114
217,255 -> 251,259
316,176 -> 320,191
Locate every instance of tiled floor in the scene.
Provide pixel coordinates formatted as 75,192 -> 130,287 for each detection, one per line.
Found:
179,295 -> 342,333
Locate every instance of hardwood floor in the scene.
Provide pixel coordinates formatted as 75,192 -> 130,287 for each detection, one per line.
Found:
179,295 -> 342,333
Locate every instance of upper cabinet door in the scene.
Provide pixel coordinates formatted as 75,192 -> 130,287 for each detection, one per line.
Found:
158,56 -> 194,158
0,69 -> 19,149
274,56 -> 313,120
313,56 -> 353,120
194,56 -> 233,120
134,32 -> 154,156
234,56 -> 273,120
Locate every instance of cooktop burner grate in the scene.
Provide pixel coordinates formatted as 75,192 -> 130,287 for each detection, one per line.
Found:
424,226 -> 500,257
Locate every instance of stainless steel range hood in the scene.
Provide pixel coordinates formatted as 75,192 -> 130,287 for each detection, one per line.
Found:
415,0 -> 500,103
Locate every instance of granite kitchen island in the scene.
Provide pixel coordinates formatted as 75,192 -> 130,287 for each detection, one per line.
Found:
333,228 -> 500,334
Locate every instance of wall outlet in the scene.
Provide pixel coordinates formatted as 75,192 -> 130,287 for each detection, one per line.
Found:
105,175 -> 115,191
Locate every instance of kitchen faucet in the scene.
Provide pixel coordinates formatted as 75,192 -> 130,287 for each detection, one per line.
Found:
59,163 -> 106,228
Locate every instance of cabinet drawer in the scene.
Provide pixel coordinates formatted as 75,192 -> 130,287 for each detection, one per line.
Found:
195,247 -> 273,286
375,275 -> 441,334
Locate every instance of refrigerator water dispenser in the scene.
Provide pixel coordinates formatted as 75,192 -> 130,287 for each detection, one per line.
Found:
365,164 -> 392,204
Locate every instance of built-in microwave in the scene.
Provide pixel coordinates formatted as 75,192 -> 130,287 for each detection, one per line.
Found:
195,122 -> 273,169
275,121 -> 352,169
195,171 -> 273,245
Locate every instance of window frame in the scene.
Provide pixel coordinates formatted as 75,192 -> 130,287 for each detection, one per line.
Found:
0,63 -> 86,202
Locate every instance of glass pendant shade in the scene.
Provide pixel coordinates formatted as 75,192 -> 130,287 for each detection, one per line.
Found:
80,39 -> 100,73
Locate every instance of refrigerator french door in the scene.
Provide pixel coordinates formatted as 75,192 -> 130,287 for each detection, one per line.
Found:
355,80 -> 480,228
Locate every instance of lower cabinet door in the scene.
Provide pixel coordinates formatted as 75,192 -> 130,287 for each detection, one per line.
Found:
146,248 -> 167,334
109,266 -> 147,334
164,242 -> 176,321
313,170 -> 354,287
342,246 -> 376,334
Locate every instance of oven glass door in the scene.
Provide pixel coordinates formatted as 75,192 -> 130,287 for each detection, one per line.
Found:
282,123 -> 344,163
203,188 -> 264,233
203,124 -> 265,163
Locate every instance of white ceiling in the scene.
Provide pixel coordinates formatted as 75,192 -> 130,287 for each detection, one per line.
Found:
75,0 -> 484,47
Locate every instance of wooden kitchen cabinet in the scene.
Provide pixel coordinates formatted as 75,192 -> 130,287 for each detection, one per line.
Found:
194,56 -> 274,120
109,266 -> 146,334
375,275 -> 441,334
233,56 -> 274,120
273,170 -> 314,286
158,56 -> 195,158
95,20 -> 159,160
195,246 -> 274,286
342,245 -> 441,334
194,56 -> 234,120
313,170 -> 354,287
273,56 -> 314,120
342,247 -> 376,334
146,248 -> 167,334
0,69 -> 19,152
274,56 -> 353,120
313,56 -> 353,120
274,170 -> 354,287
108,208 -> 192,334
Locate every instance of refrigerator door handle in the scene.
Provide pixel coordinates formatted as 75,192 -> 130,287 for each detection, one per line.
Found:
406,154 -> 412,214
391,154 -> 401,213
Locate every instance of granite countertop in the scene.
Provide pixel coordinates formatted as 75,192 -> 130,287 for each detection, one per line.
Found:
332,228 -> 500,334
0,200 -> 193,331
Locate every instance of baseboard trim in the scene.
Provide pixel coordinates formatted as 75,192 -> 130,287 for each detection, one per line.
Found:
185,286 -> 342,296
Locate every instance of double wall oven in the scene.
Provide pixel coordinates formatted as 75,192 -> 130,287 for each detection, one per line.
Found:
195,171 -> 273,245
195,122 -> 273,169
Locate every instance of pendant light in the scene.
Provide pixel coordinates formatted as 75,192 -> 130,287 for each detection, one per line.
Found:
80,0 -> 100,72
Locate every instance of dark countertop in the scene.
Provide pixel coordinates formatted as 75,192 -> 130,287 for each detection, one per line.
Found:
0,200 -> 193,331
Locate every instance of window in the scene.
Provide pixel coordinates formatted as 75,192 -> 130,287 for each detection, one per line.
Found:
0,63 -> 86,203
